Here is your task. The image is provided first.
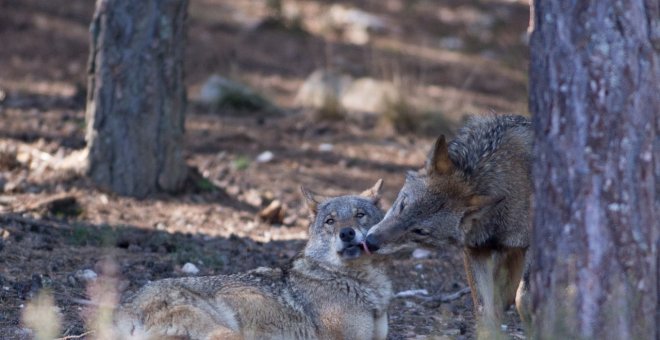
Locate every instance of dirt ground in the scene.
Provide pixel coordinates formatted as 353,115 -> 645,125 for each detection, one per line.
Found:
0,0 -> 530,339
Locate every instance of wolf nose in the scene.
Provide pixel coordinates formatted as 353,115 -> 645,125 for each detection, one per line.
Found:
339,227 -> 356,242
365,234 -> 380,252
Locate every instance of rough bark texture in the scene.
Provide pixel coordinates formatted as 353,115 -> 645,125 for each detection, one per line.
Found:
529,1 -> 659,339
85,0 -> 188,197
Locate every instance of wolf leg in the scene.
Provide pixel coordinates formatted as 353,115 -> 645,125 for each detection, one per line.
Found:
373,313 -> 388,340
495,248 -> 525,308
464,248 -> 504,338
515,251 -> 532,330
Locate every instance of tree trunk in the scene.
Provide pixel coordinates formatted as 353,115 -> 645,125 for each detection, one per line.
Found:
529,1 -> 658,339
85,0 -> 188,198
530,0 -> 660,339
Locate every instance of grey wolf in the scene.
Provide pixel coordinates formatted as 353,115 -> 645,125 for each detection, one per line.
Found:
115,180 -> 392,340
364,115 -> 533,334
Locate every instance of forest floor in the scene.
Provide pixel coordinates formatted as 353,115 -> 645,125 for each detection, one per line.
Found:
0,0 -> 530,339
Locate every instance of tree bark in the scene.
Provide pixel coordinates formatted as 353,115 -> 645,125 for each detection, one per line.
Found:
529,1 -> 658,339
85,0 -> 188,197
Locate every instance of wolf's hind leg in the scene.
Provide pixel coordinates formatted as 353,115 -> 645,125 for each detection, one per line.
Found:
495,248 -> 525,308
515,251 -> 532,330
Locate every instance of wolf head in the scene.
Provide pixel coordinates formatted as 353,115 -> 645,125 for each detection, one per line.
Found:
301,179 -> 385,266
365,136 -> 503,254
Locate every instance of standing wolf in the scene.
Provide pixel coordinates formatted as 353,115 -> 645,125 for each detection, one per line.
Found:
364,115 -> 532,333
115,180 -> 391,340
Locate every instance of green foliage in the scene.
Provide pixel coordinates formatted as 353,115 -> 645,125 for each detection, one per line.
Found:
381,97 -> 418,134
195,177 -> 215,192
214,87 -> 273,112
231,155 -> 251,171
67,223 -> 118,247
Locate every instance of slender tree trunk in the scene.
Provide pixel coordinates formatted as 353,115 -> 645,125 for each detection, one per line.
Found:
85,0 -> 188,197
529,1 -> 658,339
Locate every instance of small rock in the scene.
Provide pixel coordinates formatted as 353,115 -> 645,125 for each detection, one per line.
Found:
412,248 -> 432,259
500,324 -> 508,331
318,143 -> 334,152
415,263 -> 424,270
74,269 -> 98,283
328,4 -> 387,40
295,70 -> 352,109
282,215 -> 297,226
256,151 -> 274,163
340,78 -> 401,114
243,189 -> 263,207
439,36 -> 464,50
259,200 -> 286,224
198,75 -> 278,113
181,263 -> 200,275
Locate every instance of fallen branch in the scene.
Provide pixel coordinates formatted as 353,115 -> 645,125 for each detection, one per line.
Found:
394,287 -> 471,306
54,331 -> 94,340
419,287 -> 471,307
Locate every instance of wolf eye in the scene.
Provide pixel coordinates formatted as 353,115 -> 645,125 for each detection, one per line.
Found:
412,228 -> 428,236
398,197 -> 406,213
325,218 -> 335,225
355,213 -> 365,218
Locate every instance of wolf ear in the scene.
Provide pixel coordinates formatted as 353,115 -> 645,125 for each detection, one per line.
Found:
426,135 -> 453,176
300,186 -> 328,215
360,179 -> 384,206
463,195 -> 504,222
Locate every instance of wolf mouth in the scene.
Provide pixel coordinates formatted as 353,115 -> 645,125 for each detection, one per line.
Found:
339,244 -> 364,258
361,242 -> 371,255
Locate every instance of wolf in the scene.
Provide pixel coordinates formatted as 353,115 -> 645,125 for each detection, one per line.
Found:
364,115 -> 533,333
114,180 -> 392,340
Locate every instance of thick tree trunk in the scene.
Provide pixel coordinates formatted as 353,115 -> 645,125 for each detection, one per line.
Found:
529,1 -> 658,339
85,0 -> 188,197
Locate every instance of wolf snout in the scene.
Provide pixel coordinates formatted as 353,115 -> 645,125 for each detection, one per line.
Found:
364,234 -> 380,252
339,227 -> 356,242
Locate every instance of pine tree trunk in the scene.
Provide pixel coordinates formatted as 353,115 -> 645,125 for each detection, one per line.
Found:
85,0 -> 189,197
529,1 -> 658,339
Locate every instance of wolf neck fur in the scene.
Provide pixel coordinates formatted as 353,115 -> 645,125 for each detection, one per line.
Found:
448,114 -> 530,176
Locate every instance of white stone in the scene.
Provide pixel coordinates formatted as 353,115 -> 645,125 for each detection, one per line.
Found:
318,143 -> 334,152
328,4 -> 386,33
182,263 -> 200,275
412,248 -> 432,259
256,151 -> 274,163
75,269 -> 98,282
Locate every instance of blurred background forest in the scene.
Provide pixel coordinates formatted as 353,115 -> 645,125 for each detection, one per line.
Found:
0,0 -> 532,338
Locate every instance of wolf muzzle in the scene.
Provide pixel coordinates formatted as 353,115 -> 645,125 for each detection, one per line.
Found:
364,234 -> 380,253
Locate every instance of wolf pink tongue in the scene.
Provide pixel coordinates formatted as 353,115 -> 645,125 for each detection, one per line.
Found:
361,242 -> 371,255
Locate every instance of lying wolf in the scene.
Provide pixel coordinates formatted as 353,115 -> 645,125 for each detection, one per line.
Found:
115,180 -> 391,340
364,115 -> 533,333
